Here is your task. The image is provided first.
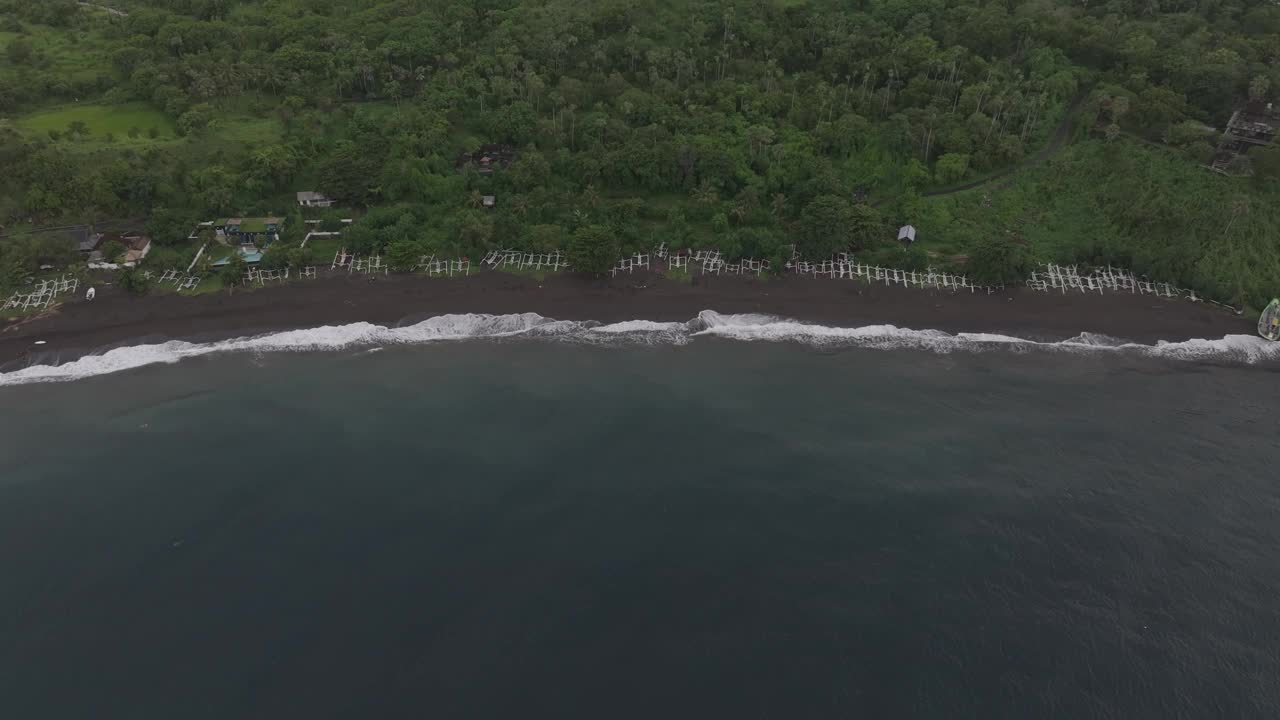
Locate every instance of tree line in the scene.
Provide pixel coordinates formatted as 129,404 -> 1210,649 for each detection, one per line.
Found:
1,0 -> 1279,304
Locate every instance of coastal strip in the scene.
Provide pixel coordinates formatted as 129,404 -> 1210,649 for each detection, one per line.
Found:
0,272 -> 1254,371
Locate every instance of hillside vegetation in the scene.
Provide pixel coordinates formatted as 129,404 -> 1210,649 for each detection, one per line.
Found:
1,0 -> 1278,306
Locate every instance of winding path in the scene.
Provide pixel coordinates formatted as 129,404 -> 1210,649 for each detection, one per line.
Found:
77,2 -> 128,18
878,89 -> 1088,205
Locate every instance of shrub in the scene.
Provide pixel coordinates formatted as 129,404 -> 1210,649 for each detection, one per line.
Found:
567,225 -> 619,275
117,267 -> 151,295
967,235 -> 1032,286
218,255 -> 246,286
99,240 -> 126,263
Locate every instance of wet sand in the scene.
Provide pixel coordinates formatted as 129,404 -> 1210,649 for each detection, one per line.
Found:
0,271 -> 1253,369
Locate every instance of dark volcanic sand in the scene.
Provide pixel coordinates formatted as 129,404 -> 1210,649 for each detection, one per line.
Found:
0,271 -> 1252,367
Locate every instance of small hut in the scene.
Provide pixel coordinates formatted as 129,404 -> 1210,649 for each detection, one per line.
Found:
898,225 -> 917,245
455,144 -> 518,174
296,191 -> 334,208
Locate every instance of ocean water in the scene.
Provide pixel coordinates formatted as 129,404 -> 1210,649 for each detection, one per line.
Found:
1,314 -> 1278,718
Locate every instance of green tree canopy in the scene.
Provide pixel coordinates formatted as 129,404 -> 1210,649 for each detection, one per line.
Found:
387,239 -> 425,271
935,154 -> 970,184
117,267 -> 151,296
798,196 -> 887,259
567,225 -> 619,275
218,255 -> 247,286
967,235 -> 1031,286
100,240 -> 126,263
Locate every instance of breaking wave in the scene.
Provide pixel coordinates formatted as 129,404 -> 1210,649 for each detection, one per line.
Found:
2,310 -> 1276,386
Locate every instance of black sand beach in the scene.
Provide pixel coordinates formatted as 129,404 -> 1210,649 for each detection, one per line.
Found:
0,272 -> 1253,367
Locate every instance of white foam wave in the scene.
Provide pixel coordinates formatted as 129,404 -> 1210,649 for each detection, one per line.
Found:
696,311 -> 1279,361
0,313 -> 567,386
696,310 -> 1021,350
1063,332 -> 1128,347
589,320 -> 687,334
2,311 -> 1275,386
582,319 -> 693,346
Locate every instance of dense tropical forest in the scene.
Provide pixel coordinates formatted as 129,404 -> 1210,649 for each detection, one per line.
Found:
1,0 -> 1279,307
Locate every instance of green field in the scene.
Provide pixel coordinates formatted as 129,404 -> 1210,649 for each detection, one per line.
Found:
14,103 -> 178,146
0,24 -> 113,86
209,114 -> 283,146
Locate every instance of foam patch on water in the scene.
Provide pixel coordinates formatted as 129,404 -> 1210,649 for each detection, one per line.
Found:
2,311 -> 1276,385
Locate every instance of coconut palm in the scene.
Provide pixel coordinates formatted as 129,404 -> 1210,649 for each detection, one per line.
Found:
692,181 -> 719,205
771,193 -> 788,217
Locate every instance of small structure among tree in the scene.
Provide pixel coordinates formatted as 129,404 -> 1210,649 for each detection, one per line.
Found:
1210,101 -> 1280,176
90,232 -> 152,265
66,221 -> 147,255
295,191 -> 334,208
74,227 -> 105,254
215,217 -> 284,246
69,223 -> 150,265
456,144 -> 518,175
119,235 -> 153,265
482,195 -> 496,209
898,225 -> 917,245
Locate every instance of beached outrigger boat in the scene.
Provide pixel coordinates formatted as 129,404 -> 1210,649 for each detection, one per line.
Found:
1260,299 -> 1280,341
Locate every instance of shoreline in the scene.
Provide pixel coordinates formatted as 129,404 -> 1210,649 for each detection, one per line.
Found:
0,271 -> 1256,369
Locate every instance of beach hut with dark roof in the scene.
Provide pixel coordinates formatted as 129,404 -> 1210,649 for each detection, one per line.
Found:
71,227 -> 105,253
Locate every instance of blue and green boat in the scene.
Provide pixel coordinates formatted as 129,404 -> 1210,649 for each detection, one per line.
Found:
1260,299 -> 1280,341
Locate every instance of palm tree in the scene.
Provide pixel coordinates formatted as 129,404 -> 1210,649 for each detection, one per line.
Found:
511,195 -> 530,218
746,124 -> 774,162
466,190 -> 483,208
771,193 -> 788,217
1249,75 -> 1271,102
581,184 -> 600,208
692,181 -> 719,205
1224,196 -> 1250,235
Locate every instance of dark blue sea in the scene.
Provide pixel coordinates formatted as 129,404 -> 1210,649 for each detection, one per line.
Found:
2,321 -> 1278,718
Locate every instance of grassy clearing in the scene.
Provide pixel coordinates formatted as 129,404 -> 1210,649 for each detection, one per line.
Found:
209,114 -> 284,146
14,103 -> 178,146
183,275 -> 227,295
304,235 -> 345,261
0,24 -> 113,87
